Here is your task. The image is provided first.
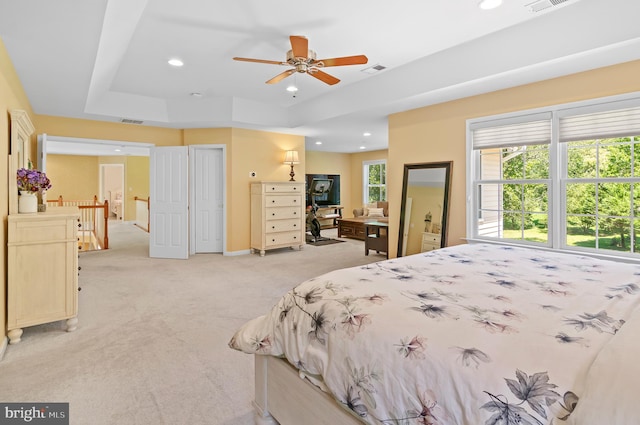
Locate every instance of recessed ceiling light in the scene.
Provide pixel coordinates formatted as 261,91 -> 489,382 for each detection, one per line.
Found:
190,92 -> 203,97
114,148 -> 121,152
360,146 -> 366,150
315,141 -> 322,145
363,132 -> 371,137
286,85 -> 298,93
479,0 -> 502,10
168,58 -> 184,67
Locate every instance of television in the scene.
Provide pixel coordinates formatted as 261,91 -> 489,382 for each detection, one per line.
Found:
305,174 -> 340,207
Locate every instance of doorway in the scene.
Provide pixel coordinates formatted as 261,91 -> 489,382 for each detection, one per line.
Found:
100,164 -> 125,220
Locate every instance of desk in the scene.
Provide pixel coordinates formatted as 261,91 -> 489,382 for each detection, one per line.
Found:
364,221 -> 389,258
315,206 -> 343,229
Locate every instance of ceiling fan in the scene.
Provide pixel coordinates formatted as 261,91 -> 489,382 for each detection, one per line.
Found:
233,35 -> 368,86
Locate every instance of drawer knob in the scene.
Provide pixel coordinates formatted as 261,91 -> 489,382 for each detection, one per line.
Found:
293,224 -> 297,227
272,213 -> 275,216
272,239 -> 275,242
272,226 -> 275,229
293,211 -> 297,215
272,200 -> 275,203
293,236 -> 297,239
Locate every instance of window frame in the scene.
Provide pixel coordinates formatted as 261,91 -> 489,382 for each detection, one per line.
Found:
363,159 -> 387,204
466,91 -> 640,262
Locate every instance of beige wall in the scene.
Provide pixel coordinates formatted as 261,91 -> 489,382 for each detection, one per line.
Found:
0,38 -> 36,350
46,155 -> 99,201
183,127 -> 305,252
305,151 -> 352,217
388,59 -> 640,258
45,155 -> 150,222
124,156 -> 150,221
227,128 -> 305,252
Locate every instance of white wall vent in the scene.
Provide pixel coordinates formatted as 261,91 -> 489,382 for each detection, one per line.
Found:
527,0 -> 571,12
120,118 -> 144,125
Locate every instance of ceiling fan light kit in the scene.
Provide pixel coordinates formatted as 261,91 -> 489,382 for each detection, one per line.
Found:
233,35 -> 368,86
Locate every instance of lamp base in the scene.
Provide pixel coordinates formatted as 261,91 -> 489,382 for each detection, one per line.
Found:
289,165 -> 296,182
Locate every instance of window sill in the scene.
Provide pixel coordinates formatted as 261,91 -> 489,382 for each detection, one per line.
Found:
464,237 -> 640,264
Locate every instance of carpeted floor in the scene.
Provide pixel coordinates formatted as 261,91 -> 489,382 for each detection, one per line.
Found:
0,223 -> 383,425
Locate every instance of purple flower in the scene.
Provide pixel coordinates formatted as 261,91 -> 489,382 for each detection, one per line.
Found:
16,168 -> 52,193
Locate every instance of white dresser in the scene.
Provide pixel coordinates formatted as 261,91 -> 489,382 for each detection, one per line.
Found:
251,181 -> 305,256
7,207 -> 80,344
421,232 -> 442,252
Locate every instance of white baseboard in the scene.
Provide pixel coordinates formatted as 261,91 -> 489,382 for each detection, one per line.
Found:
0,336 -> 8,361
224,249 -> 251,256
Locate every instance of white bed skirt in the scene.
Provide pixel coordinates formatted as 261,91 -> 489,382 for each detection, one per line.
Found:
254,355 -> 364,425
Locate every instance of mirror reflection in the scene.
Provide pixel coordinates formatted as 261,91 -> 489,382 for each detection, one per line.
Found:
397,162 -> 452,257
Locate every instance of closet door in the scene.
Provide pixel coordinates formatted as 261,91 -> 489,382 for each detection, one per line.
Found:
192,147 -> 224,253
149,147 -> 189,259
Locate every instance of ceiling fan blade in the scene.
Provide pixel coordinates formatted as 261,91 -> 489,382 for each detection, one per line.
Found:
315,55 -> 368,67
290,35 -> 309,58
233,57 -> 287,66
308,69 -> 340,85
266,69 -> 296,84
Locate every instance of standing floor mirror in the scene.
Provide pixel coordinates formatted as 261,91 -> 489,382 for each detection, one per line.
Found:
397,162 -> 452,257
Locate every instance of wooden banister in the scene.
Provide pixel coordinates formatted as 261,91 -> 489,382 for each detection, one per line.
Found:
47,195 -> 109,251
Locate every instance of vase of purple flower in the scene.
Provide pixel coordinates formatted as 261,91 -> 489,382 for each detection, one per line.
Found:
16,168 -> 52,214
18,191 -> 37,213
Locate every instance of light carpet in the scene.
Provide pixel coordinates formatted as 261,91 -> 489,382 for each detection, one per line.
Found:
0,222 -> 385,425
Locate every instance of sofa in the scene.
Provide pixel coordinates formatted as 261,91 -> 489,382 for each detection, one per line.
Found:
338,201 -> 389,240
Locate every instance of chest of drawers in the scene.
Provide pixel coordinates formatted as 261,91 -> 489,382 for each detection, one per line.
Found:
7,207 -> 80,344
421,232 -> 442,252
251,182 -> 305,256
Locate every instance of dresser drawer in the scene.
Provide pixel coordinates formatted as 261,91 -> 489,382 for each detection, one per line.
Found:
266,219 -> 302,233
264,184 -> 303,193
9,219 -> 73,244
421,242 -> 440,252
266,195 -> 302,207
265,231 -> 303,247
266,207 -> 302,220
423,234 -> 440,244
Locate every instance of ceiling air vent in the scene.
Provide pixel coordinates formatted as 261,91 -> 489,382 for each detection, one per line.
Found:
120,118 -> 144,125
361,64 -> 387,74
527,0 -> 571,12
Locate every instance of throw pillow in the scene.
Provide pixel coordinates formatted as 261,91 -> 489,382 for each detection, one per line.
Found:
367,207 -> 385,218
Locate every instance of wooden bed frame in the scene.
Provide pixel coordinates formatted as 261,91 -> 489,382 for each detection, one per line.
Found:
253,355 -> 363,425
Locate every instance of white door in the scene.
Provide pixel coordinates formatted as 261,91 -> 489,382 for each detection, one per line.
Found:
150,147 -> 189,259
192,147 -> 224,253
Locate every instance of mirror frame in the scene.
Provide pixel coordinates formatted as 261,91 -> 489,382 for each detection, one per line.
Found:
397,161 -> 452,257
9,109 -> 35,214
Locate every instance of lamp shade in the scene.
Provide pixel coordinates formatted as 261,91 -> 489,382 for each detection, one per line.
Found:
283,150 -> 299,164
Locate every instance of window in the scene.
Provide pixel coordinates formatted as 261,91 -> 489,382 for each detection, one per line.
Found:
468,94 -> 640,260
363,160 -> 387,203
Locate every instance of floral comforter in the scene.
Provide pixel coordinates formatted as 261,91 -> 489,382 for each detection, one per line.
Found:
229,244 -> 640,424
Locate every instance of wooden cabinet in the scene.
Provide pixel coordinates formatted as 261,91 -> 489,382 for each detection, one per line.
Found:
338,219 -> 367,240
7,207 -> 80,344
251,182 -> 305,256
364,222 -> 389,258
421,232 -> 442,252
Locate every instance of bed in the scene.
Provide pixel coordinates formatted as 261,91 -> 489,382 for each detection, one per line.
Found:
107,190 -> 123,220
229,243 -> 640,425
